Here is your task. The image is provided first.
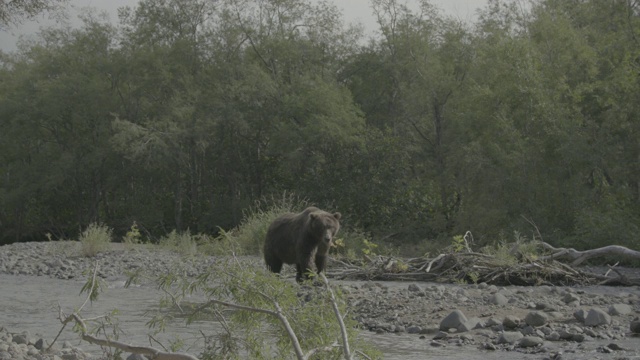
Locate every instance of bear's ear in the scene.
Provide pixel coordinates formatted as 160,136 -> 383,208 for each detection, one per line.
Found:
310,212 -> 319,220
333,212 -> 341,220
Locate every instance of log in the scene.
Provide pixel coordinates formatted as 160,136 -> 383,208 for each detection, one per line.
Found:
538,242 -> 640,266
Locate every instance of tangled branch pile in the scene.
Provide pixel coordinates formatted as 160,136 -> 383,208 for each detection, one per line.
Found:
328,241 -> 640,287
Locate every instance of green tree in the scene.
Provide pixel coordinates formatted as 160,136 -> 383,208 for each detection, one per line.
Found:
0,13 -> 120,241
0,0 -> 68,29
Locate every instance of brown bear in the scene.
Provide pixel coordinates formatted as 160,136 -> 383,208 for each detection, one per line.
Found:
263,206 -> 341,283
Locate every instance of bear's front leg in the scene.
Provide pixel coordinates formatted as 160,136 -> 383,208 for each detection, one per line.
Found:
314,254 -> 327,275
295,263 -> 304,283
296,254 -> 315,283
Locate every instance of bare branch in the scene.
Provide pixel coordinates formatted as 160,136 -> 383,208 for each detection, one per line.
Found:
319,273 -> 351,360
69,313 -> 198,360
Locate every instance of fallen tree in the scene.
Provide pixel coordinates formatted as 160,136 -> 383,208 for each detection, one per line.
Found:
327,239 -> 640,286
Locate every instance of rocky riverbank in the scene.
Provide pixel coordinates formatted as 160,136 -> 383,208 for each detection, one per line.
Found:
1,241 -> 640,359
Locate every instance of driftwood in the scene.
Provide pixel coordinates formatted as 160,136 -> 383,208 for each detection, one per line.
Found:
538,242 -> 640,265
327,241 -> 640,286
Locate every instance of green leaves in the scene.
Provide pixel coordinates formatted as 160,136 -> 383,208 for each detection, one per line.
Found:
2,0 -> 640,250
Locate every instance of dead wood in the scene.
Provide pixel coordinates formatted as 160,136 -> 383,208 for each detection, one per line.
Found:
537,242 -> 640,265
328,242 -> 640,287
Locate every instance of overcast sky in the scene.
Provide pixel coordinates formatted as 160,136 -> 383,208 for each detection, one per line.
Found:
0,0 -> 488,52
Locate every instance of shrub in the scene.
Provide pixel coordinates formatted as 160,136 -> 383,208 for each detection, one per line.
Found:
159,230 -> 199,257
79,223 -> 113,257
208,193 -> 308,256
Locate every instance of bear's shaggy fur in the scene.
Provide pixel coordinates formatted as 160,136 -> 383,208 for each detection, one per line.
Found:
263,206 -> 341,283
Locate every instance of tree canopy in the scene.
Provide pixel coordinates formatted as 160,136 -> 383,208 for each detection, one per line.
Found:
1,0 -> 639,251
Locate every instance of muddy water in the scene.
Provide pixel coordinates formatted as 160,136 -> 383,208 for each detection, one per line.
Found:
1,274 -> 637,360
0,275 -> 210,356
0,274 -> 502,359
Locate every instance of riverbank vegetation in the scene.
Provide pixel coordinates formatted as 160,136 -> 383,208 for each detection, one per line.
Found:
1,0 -> 639,253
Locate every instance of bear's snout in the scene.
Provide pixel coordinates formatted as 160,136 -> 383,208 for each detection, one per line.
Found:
323,229 -> 333,244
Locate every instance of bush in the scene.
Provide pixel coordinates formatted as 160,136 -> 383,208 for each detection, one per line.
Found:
159,230 -> 199,256
79,223 -> 113,257
207,193 -> 308,256
331,227 -> 384,260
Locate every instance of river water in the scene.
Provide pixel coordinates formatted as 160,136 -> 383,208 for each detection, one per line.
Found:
1,274 -> 637,359
0,274 -> 500,359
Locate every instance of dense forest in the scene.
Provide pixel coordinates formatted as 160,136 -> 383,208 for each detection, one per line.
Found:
0,0 -> 638,250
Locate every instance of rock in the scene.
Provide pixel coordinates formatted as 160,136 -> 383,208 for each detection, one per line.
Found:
497,331 -> 524,344
490,293 -> 509,305
61,353 -> 83,360
558,329 -> 575,340
433,331 -> 448,340
408,284 -> 422,292
458,317 -> 482,332
519,336 -> 544,348
127,354 -> 148,360
630,320 -> 640,333
573,309 -> 587,323
419,327 -> 439,335
520,325 -> 537,336
34,338 -> 46,350
482,342 -> 498,350
571,333 -> 587,343
606,343 -> 625,351
407,326 -> 422,334
439,310 -> 468,331
11,333 -> 28,345
535,302 -> 552,310
608,304 -> 632,316
27,345 -> 39,356
546,331 -> 561,341
563,293 -> 580,304
503,315 -> 521,329
460,334 -> 474,343
525,311 -> 548,327
585,308 -> 612,326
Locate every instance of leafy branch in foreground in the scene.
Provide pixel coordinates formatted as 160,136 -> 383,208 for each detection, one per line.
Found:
148,257 -> 378,359
55,261 -> 198,360
57,257 -> 378,360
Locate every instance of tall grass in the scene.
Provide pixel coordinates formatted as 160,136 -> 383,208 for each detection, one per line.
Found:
159,230 -> 200,257
206,193 -> 308,256
79,223 -> 113,257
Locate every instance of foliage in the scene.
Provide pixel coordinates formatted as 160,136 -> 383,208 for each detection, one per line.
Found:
79,223 -> 113,257
122,222 -> 143,245
159,230 -> 199,257
481,231 -> 541,267
451,235 -> 467,253
0,0 -> 68,28
361,239 -> 379,257
205,194 -> 308,256
2,0 -> 640,252
144,258 -> 380,359
331,227 -> 389,261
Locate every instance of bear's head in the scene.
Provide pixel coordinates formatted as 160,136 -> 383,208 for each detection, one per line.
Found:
309,211 -> 341,246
